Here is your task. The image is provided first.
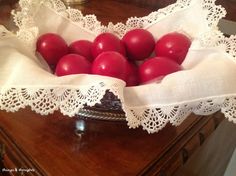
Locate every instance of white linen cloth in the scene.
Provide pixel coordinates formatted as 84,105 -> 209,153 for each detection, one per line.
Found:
0,0 -> 235,133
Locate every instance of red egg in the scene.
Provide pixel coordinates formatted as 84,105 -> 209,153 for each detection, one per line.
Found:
126,62 -> 139,86
122,28 -> 155,60
36,33 -> 68,65
69,40 -> 93,62
155,32 -> 191,64
92,33 -> 126,58
55,54 -> 91,76
92,51 -> 128,81
139,57 -> 182,83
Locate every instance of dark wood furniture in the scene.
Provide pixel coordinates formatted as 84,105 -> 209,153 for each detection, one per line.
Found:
0,109 -> 224,176
174,117 -> 236,176
0,0 -> 233,175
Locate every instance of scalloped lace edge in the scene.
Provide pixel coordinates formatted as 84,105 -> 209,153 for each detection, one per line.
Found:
123,94 -> 236,133
1,86 -> 235,133
0,0 -> 235,133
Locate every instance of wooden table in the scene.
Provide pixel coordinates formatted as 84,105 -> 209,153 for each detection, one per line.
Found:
0,108 -> 224,176
0,0 -> 231,175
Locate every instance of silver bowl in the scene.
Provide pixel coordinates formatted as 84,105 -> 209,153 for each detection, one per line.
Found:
77,90 -> 126,121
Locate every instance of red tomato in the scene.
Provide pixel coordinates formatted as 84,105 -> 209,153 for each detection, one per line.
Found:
92,51 -> 128,81
139,57 -> 182,83
92,33 -> 126,58
122,29 -> 155,60
55,54 -> 91,76
36,33 -> 68,65
126,62 -> 139,86
69,40 -> 93,62
155,32 -> 191,64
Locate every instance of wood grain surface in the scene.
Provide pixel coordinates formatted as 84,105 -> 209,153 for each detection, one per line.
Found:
0,108 -> 221,176
0,0 -> 233,175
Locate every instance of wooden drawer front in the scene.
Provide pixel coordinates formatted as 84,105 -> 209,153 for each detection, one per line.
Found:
141,115 -> 222,176
213,111 -> 225,128
156,132 -> 204,176
0,143 -> 14,176
0,142 -> 5,162
2,151 -> 20,176
0,128 -> 46,176
180,117 -> 216,166
182,134 -> 200,164
0,143 -> 10,176
156,134 -> 201,176
157,153 -> 183,176
0,141 -> 35,176
198,117 -> 215,145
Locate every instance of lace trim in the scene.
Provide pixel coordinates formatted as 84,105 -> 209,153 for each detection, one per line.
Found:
199,30 -> 236,59
12,0 -> 227,43
0,86 -> 235,133
125,95 -> 236,133
0,82 -> 122,116
0,0 -> 234,133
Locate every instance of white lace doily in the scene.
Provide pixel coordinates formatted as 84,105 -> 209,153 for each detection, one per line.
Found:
0,0 -> 236,133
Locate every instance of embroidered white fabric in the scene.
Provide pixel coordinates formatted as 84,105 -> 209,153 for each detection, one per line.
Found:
0,0 -> 236,133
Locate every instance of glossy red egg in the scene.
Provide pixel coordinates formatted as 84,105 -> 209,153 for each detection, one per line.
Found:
126,62 -> 139,86
92,33 -> 126,58
36,33 -> 68,65
92,51 -> 128,81
155,32 -> 191,64
122,28 -> 155,60
69,40 -> 93,62
55,54 -> 91,76
139,57 -> 182,83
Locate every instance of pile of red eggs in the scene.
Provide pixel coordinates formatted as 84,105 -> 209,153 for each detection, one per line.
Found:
36,29 -> 191,86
